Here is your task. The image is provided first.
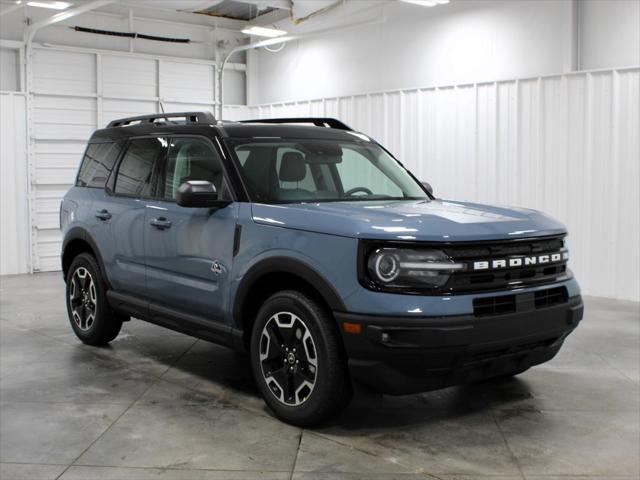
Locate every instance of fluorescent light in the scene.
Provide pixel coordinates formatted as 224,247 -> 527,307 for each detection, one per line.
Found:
401,0 -> 450,6
26,1 -> 71,9
241,25 -> 287,38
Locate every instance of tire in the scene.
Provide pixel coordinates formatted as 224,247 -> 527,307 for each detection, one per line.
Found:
65,252 -> 123,346
250,290 -> 352,427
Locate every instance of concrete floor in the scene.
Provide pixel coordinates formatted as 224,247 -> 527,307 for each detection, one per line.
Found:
0,273 -> 638,480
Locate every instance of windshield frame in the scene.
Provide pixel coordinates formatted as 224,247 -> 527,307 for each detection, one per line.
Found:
223,136 -> 434,205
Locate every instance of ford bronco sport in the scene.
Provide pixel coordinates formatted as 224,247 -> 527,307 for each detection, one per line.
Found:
60,112 -> 583,426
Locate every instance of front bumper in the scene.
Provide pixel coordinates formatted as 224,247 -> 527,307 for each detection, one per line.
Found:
336,295 -> 583,394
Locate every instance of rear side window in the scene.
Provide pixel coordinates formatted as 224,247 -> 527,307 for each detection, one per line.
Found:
114,138 -> 165,197
76,142 -> 121,188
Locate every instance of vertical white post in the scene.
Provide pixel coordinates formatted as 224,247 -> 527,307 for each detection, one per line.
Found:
24,44 -> 35,272
157,58 -> 162,113
128,9 -> 134,53
96,53 -> 102,128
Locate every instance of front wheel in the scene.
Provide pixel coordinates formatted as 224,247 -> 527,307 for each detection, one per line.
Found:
250,290 -> 352,427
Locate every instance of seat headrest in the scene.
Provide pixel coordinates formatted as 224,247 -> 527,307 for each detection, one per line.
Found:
279,152 -> 306,182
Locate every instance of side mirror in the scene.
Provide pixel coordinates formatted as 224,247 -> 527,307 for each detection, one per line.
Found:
176,181 -> 226,208
421,181 -> 434,196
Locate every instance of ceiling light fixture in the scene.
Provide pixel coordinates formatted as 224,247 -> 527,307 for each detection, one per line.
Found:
241,25 -> 287,38
400,0 -> 450,7
26,1 -> 71,9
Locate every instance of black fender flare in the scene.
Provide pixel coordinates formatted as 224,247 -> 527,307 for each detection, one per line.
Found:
232,256 -> 347,325
61,227 -> 111,288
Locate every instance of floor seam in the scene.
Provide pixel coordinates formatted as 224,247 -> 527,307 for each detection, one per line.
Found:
596,352 -> 640,385
492,412 -> 526,480
305,430 -> 431,476
289,428 -> 304,480
53,338 -> 200,480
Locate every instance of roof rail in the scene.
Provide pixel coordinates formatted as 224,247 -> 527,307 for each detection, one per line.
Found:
107,111 -> 216,128
239,117 -> 352,131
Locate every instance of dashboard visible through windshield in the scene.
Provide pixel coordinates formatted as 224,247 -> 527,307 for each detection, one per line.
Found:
227,138 -> 428,204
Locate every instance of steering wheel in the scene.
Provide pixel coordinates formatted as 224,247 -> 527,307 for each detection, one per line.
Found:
345,187 -> 374,197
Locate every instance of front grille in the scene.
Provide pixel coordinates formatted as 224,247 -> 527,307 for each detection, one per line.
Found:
443,235 -> 568,293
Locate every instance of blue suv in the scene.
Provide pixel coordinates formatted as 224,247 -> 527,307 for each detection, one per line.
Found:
60,112 -> 583,426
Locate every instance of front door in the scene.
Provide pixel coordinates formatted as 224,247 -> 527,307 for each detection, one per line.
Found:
144,135 -> 238,323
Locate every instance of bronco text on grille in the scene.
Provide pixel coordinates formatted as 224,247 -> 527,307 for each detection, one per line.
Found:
443,235 -> 569,293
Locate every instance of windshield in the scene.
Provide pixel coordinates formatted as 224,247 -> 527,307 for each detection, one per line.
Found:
228,138 -> 428,203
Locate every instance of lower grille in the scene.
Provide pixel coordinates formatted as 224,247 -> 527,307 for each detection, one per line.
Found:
466,336 -> 561,364
473,295 -> 516,316
535,287 -> 568,308
473,286 -> 569,317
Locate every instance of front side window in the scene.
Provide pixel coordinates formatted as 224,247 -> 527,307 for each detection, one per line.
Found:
76,142 -> 122,188
161,137 -> 231,201
114,138 -> 165,197
229,138 -> 426,203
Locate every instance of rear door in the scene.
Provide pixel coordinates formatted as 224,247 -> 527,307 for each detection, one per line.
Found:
95,137 -> 166,298
143,135 -> 238,324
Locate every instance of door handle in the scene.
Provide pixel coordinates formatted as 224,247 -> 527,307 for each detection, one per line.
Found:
95,209 -> 112,221
150,217 -> 172,230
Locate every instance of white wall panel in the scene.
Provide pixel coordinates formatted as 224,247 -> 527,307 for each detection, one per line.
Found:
222,105 -> 250,121
102,55 -> 157,99
33,49 -> 95,95
0,48 -> 19,91
102,99 -> 157,126
22,46 -> 248,273
0,94 -> 29,275
246,68 -> 640,301
161,60 -> 214,103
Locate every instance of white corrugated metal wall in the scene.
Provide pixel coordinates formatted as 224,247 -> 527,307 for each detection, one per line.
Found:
244,67 -> 640,302
6,45 -> 638,301
28,45 -> 237,272
0,92 -> 29,275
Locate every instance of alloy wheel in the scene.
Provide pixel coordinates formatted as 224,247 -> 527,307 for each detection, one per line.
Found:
259,311 -> 318,406
69,267 -> 97,331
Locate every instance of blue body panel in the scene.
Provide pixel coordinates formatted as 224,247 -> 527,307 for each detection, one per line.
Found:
250,199 -> 566,242
62,186 -> 581,328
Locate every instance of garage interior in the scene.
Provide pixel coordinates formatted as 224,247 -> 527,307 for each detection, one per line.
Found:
0,0 -> 639,479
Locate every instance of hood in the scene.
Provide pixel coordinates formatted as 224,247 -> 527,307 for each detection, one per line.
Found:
251,199 -> 566,242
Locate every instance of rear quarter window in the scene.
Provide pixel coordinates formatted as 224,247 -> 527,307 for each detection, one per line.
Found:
76,142 -> 122,188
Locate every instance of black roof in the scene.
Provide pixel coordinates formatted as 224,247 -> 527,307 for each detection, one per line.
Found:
219,122 -> 362,141
89,113 -> 366,143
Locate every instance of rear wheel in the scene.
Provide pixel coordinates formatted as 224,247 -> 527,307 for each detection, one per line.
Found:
65,253 -> 123,345
250,290 -> 352,427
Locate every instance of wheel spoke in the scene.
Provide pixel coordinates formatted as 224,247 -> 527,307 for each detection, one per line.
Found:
297,361 -> 316,382
266,322 -> 285,354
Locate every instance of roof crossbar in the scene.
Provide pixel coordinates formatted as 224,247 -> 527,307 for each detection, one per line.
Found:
239,117 -> 352,131
107,111 -> 216,128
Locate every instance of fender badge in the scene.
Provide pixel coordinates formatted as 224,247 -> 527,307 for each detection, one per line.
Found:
211,261 -> 223,275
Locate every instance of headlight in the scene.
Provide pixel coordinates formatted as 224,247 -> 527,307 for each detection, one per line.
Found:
366,247 -> 465,291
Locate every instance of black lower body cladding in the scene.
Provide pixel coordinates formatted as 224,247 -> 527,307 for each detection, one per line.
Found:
336,295 -> 583,394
